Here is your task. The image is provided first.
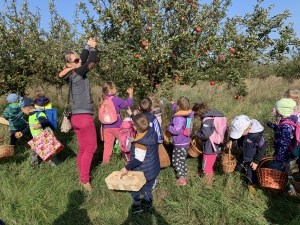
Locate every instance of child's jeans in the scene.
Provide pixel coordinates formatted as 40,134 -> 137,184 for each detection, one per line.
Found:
10,130 -> 18,145
131,179 -> 155,205
71,114 -> 97,183
31,150 -> 59,166
236,162 -> 257,185
103,128 -> 120,163
172,147 -> 188,178
202,154 -> 218,183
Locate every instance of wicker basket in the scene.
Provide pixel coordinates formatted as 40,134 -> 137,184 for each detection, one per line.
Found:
158,144 -> 170,168
188,138 -> 203,158
221,148 -> 237,173
105,171 -> 146,191
256,157 -> 288,192
0,145 -> 14,159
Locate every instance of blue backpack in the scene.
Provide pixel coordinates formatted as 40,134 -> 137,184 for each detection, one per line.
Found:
36,108 -> 58,131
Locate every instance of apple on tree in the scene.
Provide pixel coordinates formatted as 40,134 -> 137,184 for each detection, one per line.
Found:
146,26 -> 151,31
218,55 -> 224,61
195,27 -> 201,33
230,48 -> 236,54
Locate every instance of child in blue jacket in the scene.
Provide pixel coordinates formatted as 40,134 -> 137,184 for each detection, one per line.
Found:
120,113 -> 160,213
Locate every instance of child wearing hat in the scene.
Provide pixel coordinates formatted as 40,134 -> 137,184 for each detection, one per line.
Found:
15,97 -> 59,167
3,93 -> 28,145
268,98 -> 298,196
227,115 -> 266,194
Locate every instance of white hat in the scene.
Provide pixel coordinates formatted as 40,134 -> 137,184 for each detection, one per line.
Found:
230,115 -> 251,139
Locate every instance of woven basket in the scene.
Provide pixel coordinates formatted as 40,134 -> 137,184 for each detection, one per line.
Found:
0,145 -> 14,159
221,148 -> 236,173
158,144 -> 170,168
188,138 -> 203,158
256,157 -> 288,192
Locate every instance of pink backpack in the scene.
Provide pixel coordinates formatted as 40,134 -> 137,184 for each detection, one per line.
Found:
119,118 -> 136,153
98,96 -> 118,124
203,116 -> 227,152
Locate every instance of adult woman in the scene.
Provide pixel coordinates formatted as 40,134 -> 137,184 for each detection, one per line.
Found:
59,37 -> 97,191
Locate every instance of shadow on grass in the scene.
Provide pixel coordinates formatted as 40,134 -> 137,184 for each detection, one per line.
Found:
52,190 -> 93,225
121,207 -> 170,225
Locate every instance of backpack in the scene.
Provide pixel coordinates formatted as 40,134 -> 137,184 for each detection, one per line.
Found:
119,117 -> 136,153
280,120 -> 300,157
98,96 -> 118,124
182,117 -> 194,137
36,108 -> 58,131
203,116 -> 227,152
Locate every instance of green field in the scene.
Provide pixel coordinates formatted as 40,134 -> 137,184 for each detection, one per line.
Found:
1,76 -> 300,225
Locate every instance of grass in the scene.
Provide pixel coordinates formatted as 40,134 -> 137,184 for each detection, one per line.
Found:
1,76 -> 300,224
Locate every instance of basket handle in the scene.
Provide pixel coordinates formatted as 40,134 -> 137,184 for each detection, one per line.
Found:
257,156 -> 289,172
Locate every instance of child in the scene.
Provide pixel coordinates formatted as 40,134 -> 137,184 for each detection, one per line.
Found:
272,89 -> 299,125
193,103 -> 226,184
148,93 -> 163,126
3,93 -> 27,145
100,81 -> 133,164
268,98 -> 297,195
227,115 -> 266,193
167,96 -> 194,185
34,90 -> 52,110
120,113 -> 160,213
15,97 -> 59,167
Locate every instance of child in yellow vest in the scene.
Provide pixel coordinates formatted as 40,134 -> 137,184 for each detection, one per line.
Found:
15,98 -> 59,167
34,90 -> 53,110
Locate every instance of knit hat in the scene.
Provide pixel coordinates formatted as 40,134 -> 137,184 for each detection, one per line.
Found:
230,115 -> 251,139
20,97 -> 34,108
7,93 -> 23,103
34,96 -> 50,106
275,98 -> 296,117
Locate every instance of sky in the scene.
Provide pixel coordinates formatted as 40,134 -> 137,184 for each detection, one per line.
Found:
1,0 -> 300,37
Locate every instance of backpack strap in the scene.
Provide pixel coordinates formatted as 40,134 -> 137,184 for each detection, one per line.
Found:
280,121 -> 296,127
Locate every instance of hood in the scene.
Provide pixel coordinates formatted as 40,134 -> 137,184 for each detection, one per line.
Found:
174,109 -> 194,118
134,127 -> 158,146
281,115 -> 298,124
202,108 -> 224,118
249,119 -> 264,133
59,68 -> 73,78
34,96 -> 50,106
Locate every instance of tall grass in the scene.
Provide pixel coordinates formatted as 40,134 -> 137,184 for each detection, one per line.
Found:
1,76 -> 300,225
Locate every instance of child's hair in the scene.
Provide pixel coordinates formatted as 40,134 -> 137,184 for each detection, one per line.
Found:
284,89 -> 299,101
148,93 -> 160,108
192,103 -> 211,118
35,90 -> 45,98
139,98 -> 152,112
133,113 -> 149,133
176,96 -> 190,111
99,81 -> 116,105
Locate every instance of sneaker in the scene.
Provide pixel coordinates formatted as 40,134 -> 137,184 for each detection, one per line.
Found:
175,177 -> 187,186
132,204 -> 143,214
152,179 -> 159,190
80,182 -> 93,192
248,184 -> 256,198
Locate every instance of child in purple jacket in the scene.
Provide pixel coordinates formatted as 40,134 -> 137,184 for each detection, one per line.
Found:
167,96 -> 194,185
100,81 -> 133,164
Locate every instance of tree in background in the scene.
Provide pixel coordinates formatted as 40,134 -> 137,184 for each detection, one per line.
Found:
77,0 -> 300,98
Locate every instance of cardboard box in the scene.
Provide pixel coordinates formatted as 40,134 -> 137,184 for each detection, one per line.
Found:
105,171 -> 146,191
28,129 -> 64,161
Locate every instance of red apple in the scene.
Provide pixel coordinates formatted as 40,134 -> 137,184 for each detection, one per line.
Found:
135,54 -> 140,58
179,29 -> 183,33
174,77 -> 179,83
141,41 -> 147,46
96,6 -> 101,12
195,27 -> 201,33
146,26 -> 151,31
187,0 -> 193,3
230,48 -> 236,54
193,4 -> 198,9
236,95 -> 241,100
218,55 -> 224,61
155,83 -> 159,88
210,81 -> 216,85
144,46 -> 149,50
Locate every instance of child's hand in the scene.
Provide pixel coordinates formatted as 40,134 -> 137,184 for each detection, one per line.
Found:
15,132 -> 23,138
127,87 -> 133,97
127,107 -> 132,116
226,140 -> 232,149
120,167 -> 128,175
250,162 -> 258,170
170,99 -> 175,104
32,124 -> 42,130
